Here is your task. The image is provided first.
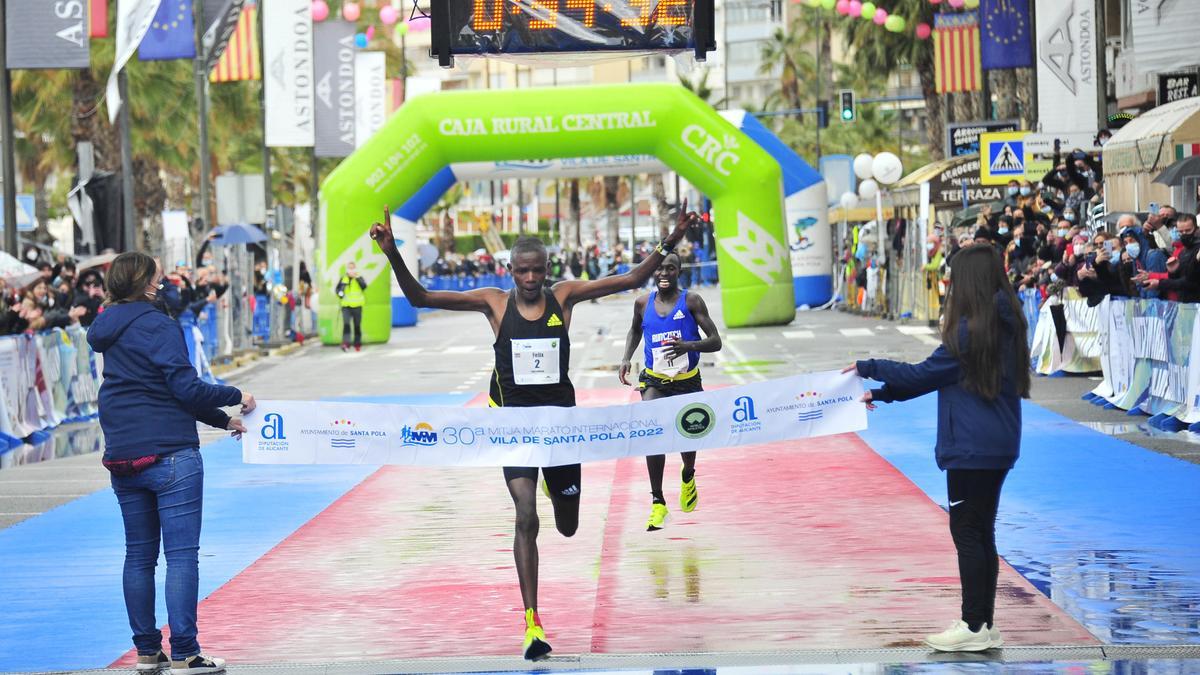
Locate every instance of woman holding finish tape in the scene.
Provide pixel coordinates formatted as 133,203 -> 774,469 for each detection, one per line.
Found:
845,244 -> 1031,652
88,251 -> 254,675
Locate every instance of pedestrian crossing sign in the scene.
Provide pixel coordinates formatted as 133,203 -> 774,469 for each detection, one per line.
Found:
979,131 -> 1030,185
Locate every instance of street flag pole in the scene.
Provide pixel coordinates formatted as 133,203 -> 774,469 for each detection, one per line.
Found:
0,0 -> 19,257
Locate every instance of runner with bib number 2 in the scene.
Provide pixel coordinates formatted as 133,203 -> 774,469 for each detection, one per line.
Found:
371,202 -> 696,660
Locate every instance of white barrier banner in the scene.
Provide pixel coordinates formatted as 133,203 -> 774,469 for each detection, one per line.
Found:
243,371 -> 867,466
263,0 -> 314,147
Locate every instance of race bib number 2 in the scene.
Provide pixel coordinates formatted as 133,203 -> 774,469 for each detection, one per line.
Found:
512,338 -> 561,385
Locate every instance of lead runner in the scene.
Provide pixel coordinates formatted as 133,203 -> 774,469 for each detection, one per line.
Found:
370,203 -> 695,660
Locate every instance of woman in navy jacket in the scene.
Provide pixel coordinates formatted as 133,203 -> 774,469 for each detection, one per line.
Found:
848,244 -> 1031,653
88,252 -> 254,675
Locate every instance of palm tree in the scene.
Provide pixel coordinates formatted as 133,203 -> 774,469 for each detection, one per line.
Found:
837,0 -> 941,159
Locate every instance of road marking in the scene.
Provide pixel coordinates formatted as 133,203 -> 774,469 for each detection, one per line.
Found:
721,338 -> 765,382
712,347 -> 746,385
388,347 -> 423,356
839,328 -> 874,337
610,340 -> 625,347
782,330 -> 815,339
725,333 -> 758,341
896,326 -> 936,335
443,346 -> 476,354
915,335 -> 942,347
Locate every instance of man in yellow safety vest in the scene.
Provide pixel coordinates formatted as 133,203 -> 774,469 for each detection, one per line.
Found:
335,262 -> 368,352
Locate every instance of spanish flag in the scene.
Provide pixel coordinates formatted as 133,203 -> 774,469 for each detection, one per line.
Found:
933,11 -> 982,94
210,5 -> 259,82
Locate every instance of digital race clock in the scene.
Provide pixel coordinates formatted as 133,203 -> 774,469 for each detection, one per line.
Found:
429,0 -> 715,66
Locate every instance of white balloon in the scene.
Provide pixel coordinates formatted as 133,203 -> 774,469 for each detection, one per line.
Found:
872,152 -> 904,185
853,153 -> 875,180
840,191 -> 859,209
858,178 -> 879,200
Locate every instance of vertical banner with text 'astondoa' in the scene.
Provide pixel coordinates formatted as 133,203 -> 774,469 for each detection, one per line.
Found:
1035,0 -> 1099,136
6,0 -> 91,69
313,21 -> 356,158
263,0 -> 314,147
354,51 -> 386,149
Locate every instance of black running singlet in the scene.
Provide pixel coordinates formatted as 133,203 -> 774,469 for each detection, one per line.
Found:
490,289 -> 575,408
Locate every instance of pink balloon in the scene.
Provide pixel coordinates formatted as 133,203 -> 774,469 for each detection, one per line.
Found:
407,15 -> 431,31
915,22 -> 932,39
311,0 -> 329,21
341,1 -> 360,21
835,0 -> 849,13
379,4 -> 398,24
947,0 -> 963,6
365,24 -> 375,39
848,0 -> 862,16
873,7 -> 887,23
929,0 -> 941,4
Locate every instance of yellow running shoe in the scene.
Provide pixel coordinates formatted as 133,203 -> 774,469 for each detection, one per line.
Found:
680,469 -> 698,513
522,608 -> 551,661
646,502 -> 669,531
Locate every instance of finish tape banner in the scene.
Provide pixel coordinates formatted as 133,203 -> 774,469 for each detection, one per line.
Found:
242,371 -> 867,467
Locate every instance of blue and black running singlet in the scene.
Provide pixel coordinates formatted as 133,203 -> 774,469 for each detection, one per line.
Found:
490,288 -> 575,408
641,289 -> 701,379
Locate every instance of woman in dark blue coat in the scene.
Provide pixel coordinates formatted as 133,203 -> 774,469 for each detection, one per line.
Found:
848,244 -> 1031,653
88,252 -> 254,675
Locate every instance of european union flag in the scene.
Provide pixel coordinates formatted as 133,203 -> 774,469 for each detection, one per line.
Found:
980,0 -> 1031,70
139,0 -> 197,61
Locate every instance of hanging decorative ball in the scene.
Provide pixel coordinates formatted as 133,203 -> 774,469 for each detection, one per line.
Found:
354,31 -> 368,47
820,0 -> 837,10
947,0 -> 964,7
394,21 -> 409,38
873,7 -> 888,24
408,15 -> 431,31
379,4 -> 398,24
342,1 -> 361,21
963,0 -> 979,7
915,22 -> 932,39
871,152 -> 904,185
858,178 -> 879,201
885,14 -> 905,31
859,2 -> 875,19
853,153 -> 875,180
311,0 -> 329,22
848,0 -> 862,16
366,24 -> 375,39
835,0 -> 850,14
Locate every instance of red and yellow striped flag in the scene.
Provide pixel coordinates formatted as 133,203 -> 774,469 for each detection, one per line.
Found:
933,11 -> 982,94
210,5 -> 260,83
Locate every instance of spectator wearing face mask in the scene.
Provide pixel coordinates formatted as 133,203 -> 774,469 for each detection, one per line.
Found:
1143,205 -> 1178,252
1054,235 -> 1092,287
1114,215 -> 1166,274
73,270 -> 107,327
1137,213 -> 1200,302
1003,180 -> 1021,209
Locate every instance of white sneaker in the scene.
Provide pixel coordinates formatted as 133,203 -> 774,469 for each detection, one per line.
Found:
923,620 -> 993,652
988,624 -> 1004,648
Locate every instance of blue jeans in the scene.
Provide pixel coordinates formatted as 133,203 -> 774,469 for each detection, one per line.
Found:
111,448 -> 204,660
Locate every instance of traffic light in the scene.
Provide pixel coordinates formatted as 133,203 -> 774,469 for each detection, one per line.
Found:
838,89 -> 856,123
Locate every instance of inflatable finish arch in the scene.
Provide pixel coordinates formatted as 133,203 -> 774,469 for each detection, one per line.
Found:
318,83 -> 795,345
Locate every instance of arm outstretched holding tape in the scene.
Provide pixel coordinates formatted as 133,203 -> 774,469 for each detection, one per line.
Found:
844,244 -> 1032,655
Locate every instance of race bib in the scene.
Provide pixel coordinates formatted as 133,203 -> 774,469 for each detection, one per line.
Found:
651,345 -> 685,377
512,338 -> 560,385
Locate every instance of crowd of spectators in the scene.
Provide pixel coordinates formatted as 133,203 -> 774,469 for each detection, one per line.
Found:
1,255 -> 230,337
934,147 -> 1198,308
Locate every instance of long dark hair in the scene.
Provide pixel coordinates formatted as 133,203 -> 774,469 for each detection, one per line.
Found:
105,252 -> 158,305
942,244 -> 1031,400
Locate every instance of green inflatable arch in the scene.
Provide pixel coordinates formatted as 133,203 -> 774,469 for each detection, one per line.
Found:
318,83 -> 795,345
